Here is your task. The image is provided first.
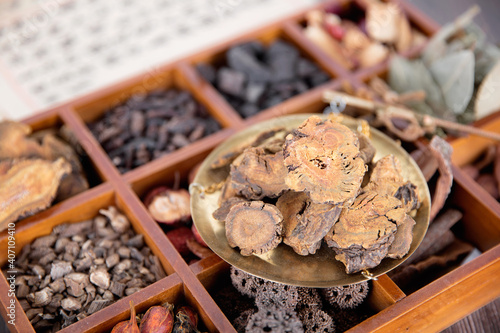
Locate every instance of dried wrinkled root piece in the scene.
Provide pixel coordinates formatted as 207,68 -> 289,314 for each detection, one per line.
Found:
254,281 -> 299,310
321,281 -> 369,309
428,136 -> 453,221
0,158 -> 71,229
210,127 -> 287,169
277,191 -> 341,255
387,214 -> 416,259
246,306 -> 304,333
213,197 -> 248,222
0,121 -> 44,159
364,155 -> 420,212
357,133 -> 376,164
283,116 -> 366,205
225,201 -> 283,256
230,147 -> 288,200
325,192 -> 404,273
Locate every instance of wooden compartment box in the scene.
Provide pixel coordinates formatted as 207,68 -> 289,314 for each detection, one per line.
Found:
1,0 -> 499,332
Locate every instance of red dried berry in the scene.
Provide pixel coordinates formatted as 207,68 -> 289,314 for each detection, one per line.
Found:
166,227 -> 194,257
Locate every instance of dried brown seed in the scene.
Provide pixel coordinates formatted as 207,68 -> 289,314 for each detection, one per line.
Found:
61,296 -> 82,311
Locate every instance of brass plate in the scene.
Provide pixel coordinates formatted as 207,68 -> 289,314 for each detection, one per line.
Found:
191,114 -> 430,287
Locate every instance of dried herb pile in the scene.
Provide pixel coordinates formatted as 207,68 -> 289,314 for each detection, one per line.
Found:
384,7 -> 500,125
0,121 -> 91,231
4,207 -> 166,332
217,266 -> 372,332
197,39 -> 330,118
88,89 -> 220,173
303,1 -> 427,69
212,115 -> 420,274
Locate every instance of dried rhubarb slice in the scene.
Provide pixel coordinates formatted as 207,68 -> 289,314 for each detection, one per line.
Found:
325,191 -> 403,273
277,191 -> 341,255
0,158 -> 71,229
230,147 -> 288,200
283,116 -> 366,205
225,201 -> 283,256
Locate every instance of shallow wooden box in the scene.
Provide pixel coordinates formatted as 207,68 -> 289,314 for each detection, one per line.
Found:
1,0 -> 499,332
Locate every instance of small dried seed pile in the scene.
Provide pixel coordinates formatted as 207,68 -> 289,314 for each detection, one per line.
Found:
88,89 -> 221,173
5,206 -> 166,332
212,115 -> 421,273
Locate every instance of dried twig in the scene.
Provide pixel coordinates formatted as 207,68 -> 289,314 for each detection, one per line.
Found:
323,91 -> 500,142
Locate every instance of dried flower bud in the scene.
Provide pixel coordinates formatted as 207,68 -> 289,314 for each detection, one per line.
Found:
112,301 -> 140,333
139,303 -> 174,333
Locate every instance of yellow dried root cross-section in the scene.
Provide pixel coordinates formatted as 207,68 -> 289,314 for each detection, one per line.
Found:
225,201 -> 283,256
283,116 -> 366,205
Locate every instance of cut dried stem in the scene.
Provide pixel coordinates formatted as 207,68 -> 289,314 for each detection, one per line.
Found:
323,91 -> 500,142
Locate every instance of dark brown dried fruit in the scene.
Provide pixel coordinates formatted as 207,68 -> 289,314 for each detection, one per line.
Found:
325,192 -> 403,273
276,191 -> 341,255
0,158 -> 71,230
139,303 -> 174,333
112,301 -> 140,333
283,116 -> 366,205
176,306 -> 198,328
230,147 -> 288,200
225,201 -> 283,256
146,188 -> 191,224
166,227 -> 194,257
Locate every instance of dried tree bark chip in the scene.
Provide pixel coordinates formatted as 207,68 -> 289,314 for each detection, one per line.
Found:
325,192 -> 404,273
225,201 -> 283,256
230,147 -> 288,200
283,116 -> 366,205
276,191 -> 341,255
0,158 -> 71,229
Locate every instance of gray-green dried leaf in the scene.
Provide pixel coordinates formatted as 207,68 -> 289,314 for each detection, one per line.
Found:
429,50 -> 475,115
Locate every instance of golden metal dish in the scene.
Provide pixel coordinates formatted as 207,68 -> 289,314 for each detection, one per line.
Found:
191,114 -> 430,287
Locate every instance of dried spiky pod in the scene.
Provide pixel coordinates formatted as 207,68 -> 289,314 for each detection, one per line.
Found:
230,266 -> 266,299
254,281 -> 299,310
232,308 -> 256,332
296,287 -> 323,312
246,306 -> 304,333
322,281 -> 369,309
297,307 -> 335,333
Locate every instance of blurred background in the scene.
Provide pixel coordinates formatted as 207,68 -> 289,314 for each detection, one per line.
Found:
0,0 -> 497,121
